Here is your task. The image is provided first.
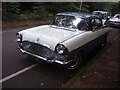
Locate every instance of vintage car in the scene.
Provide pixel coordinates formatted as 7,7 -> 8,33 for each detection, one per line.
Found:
16,12 -> 110,70
106,14 -> 120,28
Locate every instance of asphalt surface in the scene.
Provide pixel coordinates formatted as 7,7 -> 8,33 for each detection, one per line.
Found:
1,26 -> 120,88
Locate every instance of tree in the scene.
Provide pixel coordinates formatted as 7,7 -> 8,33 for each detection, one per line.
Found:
2,2 -> 20,20
111,2 -> 120,15
2,2 -> 7,20
2,2 -> 120,21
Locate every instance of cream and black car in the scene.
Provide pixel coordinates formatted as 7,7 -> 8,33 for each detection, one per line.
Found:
16,12 -> 111,70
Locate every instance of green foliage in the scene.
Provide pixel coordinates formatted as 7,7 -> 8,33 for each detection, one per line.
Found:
2,2 -> 120,21
81,3 -> 90,13
21,13 -> 47,20
6,12 -> 48,21
6,2 -> 20,14
111,2 -> 120,15
45,2 -> 80,15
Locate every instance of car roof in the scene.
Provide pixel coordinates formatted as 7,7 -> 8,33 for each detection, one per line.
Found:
57,12 -> 94,19
115,14 -> 120,16
92,11 -> 109,14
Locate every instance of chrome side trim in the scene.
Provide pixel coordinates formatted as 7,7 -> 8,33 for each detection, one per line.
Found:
19,48 -> 72,65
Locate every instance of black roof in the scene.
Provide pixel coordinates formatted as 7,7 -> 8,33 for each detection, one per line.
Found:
57,12 -> 94,19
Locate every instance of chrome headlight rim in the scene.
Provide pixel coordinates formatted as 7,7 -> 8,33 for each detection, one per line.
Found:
16,33 -> 22,42
55,44 -> 68,55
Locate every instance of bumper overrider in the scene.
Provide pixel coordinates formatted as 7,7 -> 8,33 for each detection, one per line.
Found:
17,41 -> 72,65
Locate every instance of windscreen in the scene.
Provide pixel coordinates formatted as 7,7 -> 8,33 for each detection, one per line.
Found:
51,15 -> 88,31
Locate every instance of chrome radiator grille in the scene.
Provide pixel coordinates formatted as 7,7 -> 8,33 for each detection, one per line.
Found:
22,41 -> 54,59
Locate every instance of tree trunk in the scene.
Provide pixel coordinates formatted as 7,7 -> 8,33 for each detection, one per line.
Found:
79,1 -> 82,12
2,2 -> 7,20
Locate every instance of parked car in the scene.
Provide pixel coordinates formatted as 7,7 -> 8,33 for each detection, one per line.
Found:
16,12 -> 111,70
106,14 -> 120,28
92,11 -> 111,26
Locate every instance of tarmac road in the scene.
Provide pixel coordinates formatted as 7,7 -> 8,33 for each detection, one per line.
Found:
1,27 -> 120,88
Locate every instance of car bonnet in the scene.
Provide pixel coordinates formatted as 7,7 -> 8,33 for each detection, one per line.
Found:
19,25 -> 84,51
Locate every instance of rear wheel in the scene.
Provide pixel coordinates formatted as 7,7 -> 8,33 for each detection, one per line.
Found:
100,36 -> 107,48
66,54 -> 82,70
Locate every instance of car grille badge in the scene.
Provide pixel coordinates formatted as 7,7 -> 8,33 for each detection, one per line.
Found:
36,38 -> 40,43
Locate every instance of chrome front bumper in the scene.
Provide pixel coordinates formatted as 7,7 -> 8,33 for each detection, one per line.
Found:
18,48 -> 72,65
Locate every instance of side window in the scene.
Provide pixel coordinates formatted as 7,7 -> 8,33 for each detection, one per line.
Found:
77,19 -> 88,31
91,18 -> 102,30
116,15 -> 120,18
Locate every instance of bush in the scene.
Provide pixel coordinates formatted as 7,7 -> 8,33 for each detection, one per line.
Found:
19,14 -> 29,20
8,12 -> 53,20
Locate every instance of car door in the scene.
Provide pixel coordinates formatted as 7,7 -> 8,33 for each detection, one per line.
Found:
82,18 -> 103,52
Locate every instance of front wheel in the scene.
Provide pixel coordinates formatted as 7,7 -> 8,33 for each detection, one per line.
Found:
66,54 -> 82,70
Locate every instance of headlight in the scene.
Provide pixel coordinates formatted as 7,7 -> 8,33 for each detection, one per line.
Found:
56,44 -> 68,54
16,33 -> 22,42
